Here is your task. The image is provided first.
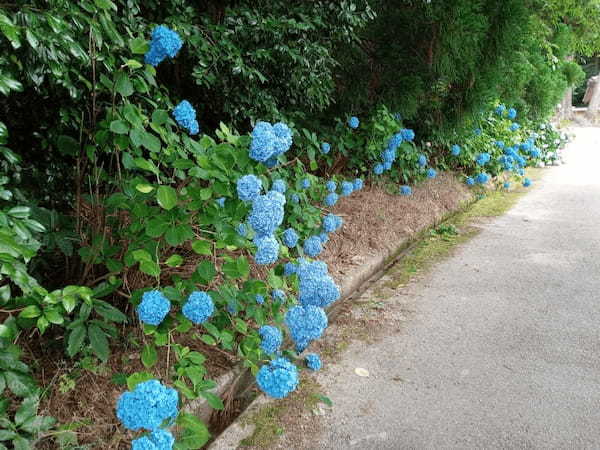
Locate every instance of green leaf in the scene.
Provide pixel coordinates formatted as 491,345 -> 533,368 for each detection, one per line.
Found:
126,59 -> 143,69
146,217 -> 170,238
4,371 -> 35,397
176,413 -> 210,449
165,254 -> 183,267
18,305 -> 40,319
56,135 -> 79,156
135,184 -> 154,194
15,395 -> 38,426
191,240 -> 211,256
129,37 -> 149,55
66,325 -> 86,358
93,300 -> 127,323
115,73 -> 133,97
94,0 -> 117,10
315,394 -> 333,407
19,415 -> 55,434
0,430 -> 16,441
132,249 -> 152,262
156,186 -> 177,210
200,335 -> 216,346
109,120 -> 129,135
140,131 -> 161,153
12,436 -> 31,450
0,13 -> 21,49
139,260 -> 160,277
7,206 -> 30,219
141,344 -> 158,368
201,391 -> 224,410
133,158 -> 159,175
44,309 -> 64,325
88,324 -> 109,362
195,261 -> 216,285
126,372 -> 154,390
151,110 -> 169,126
62,295 -> 77,314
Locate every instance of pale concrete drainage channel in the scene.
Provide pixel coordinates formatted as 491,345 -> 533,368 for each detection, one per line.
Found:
182,192 -> 478,448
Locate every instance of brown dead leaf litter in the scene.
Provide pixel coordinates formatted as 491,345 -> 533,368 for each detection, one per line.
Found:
35,172 -> 470,449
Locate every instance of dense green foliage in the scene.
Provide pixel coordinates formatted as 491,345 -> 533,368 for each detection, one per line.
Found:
0,0 -> 593,447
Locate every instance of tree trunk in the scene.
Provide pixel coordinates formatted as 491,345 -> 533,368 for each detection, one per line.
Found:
560,88 -> 573,120
586,75 -> 600,120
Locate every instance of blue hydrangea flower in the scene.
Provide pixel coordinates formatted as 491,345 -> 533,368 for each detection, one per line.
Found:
272,289 -> 286,302
523,178 -> 532,187
237,223 -> 247,237
237,175 -> 262,202
418,154 -> 427,167
508,108 -> 517,120
495,104 -> 506,116
373,163 -> 384,175
182,291 -> 214,324
326,181 -> 337,193
466,177 -> 475,186
254,235 -> 279,265
324,193 -> 339,207
248,193 -> 285,236
216,197 -> 226,208
305,354 -> 322,371
348,116 -> 359,129
451,145 -> 461,156
255,294 -> 265,305
353,178 -> 363,191
137,290 -> 170,326
387,133 -> 403,150
285,305 -> 328,352
272,179 -> 286,194
476,152 -> 491,166
495,140 -> 505,149
318,232 -> 329,244
172,101 -> 199,135
323,214 -> 342,233
340,181 -> 354,197
301,178 -> 311,189
401,128 -> 415,141
116,380 -> 178,431
144,25 -> 183,67
474,128 -> 482,136
132,428 -> 175,450
475,172 -> 490,184
383,161 -> 392,171
303,236 -> 323,257
394,112 -> 402,120
256,358 -> 299,399
284,262 -> 298,276
282,228 -> 299,248
272,122 -> 293,156
290,193 -> 300,203
427,168 -> 437,179
249,122 -> 276,162
530,149 -> 540,158
518,168 -> 525,176
503,182 -> 511,189
264,156 -> 279,168
400,185 -> 412,196
259,325 -> 283,354
382,148 -> 397,164
510,123 -> 521,131
297,259 -> 340,309
321,142 -> 331,154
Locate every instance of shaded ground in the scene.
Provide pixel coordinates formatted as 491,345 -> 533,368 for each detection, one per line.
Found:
245,128 -> 600,449
35,173 -> 470,449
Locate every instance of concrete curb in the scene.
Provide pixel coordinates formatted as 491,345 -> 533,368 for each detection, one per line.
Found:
205,192 -> 477,449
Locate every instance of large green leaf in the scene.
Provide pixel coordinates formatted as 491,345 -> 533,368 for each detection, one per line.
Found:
4,371 -> 36,397
141,344 -> 158,368
66,325 -> 86,357
156,186 -> 177,210
176,413 -> 210,449
88,324 -> 109,362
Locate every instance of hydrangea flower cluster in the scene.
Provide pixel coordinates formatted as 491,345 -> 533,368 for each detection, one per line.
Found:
132,428 -> 175,450
475,152 -> 491,166
237,223 -> 247,237
182,291 -> 214,324
297,259 -> 340,309
475,172 -> 490,184
284,261 -> 297,276
282,228 -> 299,248
248,191 -> 285,237
341,181 -> 354,196
137,290 -> 170,326
523,178 -> 532,187
510,123 -> 521,131
216,197 -> 226,208
322,214 -> 343,233
495,104 -> 506,116
254,235 -> 280,265
285,304 -> 328,351
508,108 -> 517,120
116,380 -> 178,431
144,26 -> 183,67
321,142 -> 331,154
400,185 -> 412,196
290,193 -> 300,203
373,163 -> 384,175
303,236 -> 323,257
401,128 -> 415,141
418,154 -> 428,167
451,145 -> 461,156
255,294 -> 265,305
319,232 -> 329,244
272,179 -> 286,193
259,325 -> 283,354
348,116 -> 360,129
272,289 -> 286,302
249,121 -> 293,164
324,192 -> 339,207
305,354 -> 322,371
466,177 -> 475,186
326,181 -> 337,193
237,174 -> 262,202
427,168 -> 437,179
256,358 -> 299,399
172,100 -> 199,135
353,178 -> 363,191
301,178 -> 311,189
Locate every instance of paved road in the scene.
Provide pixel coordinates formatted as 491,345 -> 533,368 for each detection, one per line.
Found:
293,128 -> 600,449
